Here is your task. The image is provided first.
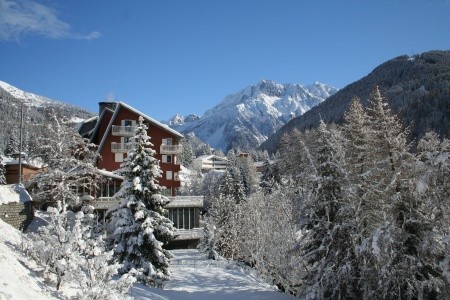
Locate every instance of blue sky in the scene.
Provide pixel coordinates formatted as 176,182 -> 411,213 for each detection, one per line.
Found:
1,0 -> 449,121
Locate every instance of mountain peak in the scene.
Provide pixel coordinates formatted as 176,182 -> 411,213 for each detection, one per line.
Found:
169,80 -> 337,152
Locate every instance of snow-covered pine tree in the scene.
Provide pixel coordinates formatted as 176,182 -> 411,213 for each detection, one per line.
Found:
4,129 -> 19,156
197,217 -> 218,260
297,120 -> 358,299
179,138 -> 193,167
231,167 -> 246,204
235,154 -> 258,196
0,155 -> 6,185
357,88 -> 448,299
278,128 -> 317,188
259,158 -> 281,195
208,168 -> 244,259
27,110 -> 99,210
107,116 -> 174,284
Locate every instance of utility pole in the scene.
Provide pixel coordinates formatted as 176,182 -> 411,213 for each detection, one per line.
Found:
18,103 -> 24,184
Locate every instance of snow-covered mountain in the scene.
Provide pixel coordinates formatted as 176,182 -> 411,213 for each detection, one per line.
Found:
0,80 -> 94,151
167,80 -> 337,152
0,80 -> 93,118
0,81 -> 59,108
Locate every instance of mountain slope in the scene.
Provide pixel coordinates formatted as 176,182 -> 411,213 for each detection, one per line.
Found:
261,50 -> 450,153
168,80 -> 337,152
0,80 -> 94,152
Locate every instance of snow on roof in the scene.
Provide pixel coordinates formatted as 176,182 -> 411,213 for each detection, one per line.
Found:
95,168 -> 123,180
166,196 -> 204,208
1,156 -> 45,169
0,184 -> 32,205
82,116 -> 99,123
118,102 -> 184,138
193,155 -> 228,162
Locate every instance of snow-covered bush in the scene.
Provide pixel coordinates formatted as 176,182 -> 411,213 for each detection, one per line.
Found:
25,205 -> 134,298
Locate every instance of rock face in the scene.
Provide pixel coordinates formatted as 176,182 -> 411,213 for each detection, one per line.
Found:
261,50 -> 450,153
167,80 -> 337,152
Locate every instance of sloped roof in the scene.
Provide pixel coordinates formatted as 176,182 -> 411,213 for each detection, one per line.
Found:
95,102 -> 183,154
193,155 -> 228,162
88,107 -> 113,143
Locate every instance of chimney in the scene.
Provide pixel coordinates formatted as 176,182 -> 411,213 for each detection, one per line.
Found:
99,102 -> 117,115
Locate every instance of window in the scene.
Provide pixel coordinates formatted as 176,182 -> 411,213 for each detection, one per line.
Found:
115,153 -> 123,162
162,188 -> 172,197
166,171 -> 173,180
162,138 -> 172,146
168,208 -> 197,229
162,155 -> 172,163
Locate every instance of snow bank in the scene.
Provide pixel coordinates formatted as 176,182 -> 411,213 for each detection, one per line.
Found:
0,184 -> 32,205
0,219 -> 57,300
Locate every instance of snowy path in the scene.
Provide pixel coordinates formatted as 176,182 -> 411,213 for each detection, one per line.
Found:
130,249 -> 296,300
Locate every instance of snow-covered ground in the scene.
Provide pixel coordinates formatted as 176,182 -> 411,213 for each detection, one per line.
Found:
0,218 -> 295,299
131,249 -> 296,300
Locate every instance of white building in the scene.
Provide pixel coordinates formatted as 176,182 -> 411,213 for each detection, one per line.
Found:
193,155 -> 228,173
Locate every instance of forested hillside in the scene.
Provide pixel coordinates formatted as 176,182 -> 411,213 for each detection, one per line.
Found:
0,82 -> 94,155
262,50 -> 450,153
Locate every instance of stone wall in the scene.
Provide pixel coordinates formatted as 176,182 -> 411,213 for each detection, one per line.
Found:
0,202 -> 34,231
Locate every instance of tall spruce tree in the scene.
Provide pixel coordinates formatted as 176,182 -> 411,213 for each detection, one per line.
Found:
259,158 -> 281,195
297,120 -> 357,299
4,129 -> 19,156
107,116 -> 174,283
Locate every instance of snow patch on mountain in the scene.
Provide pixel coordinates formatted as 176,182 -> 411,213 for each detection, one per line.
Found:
167,80 -> 337,152
0,81 -> 61,108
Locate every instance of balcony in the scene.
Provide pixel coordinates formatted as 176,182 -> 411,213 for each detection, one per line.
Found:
160,144 -> 182,154
111,142 -> 134,153
112,125 -> 135,136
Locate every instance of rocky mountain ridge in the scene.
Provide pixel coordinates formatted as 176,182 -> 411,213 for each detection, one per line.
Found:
167,80 -> 338,152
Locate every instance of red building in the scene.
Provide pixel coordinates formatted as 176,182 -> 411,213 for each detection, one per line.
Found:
79,101 -> 183,197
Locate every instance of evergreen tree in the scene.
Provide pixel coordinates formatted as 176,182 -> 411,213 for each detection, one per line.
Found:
107,116 -> 174,283
259,158 -> 281,195
179,138 -> 193,167
353,88 -> 448,299
197,217 -> 218,260
209,192 -> 238,259
231,167 -> 246,204
297,120 -> 357,299
4,129 -> 19,156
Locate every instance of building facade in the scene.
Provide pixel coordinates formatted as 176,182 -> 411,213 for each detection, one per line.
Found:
79,102 -> 204,248
193,155 -> 228,173
79,101 -> 183,196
